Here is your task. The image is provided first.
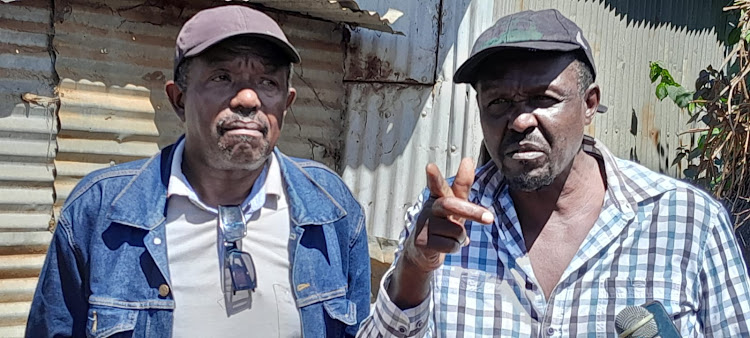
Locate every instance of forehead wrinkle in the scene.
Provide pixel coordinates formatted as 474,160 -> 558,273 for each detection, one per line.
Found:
479,61 -> 578,97
202,54 -> 281,76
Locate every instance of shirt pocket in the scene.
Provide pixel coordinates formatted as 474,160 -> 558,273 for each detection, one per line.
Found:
86,305 -> 138,338
274,284 -> 302,337
597,278 -> 696,335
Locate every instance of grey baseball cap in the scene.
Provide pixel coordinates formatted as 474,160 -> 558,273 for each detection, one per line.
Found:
454,9 -> 596,84
174,5 -> 301,80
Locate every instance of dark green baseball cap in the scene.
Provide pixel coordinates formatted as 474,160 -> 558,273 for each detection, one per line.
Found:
454,9 -> 596,84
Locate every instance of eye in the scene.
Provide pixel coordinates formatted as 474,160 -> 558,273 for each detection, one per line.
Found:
488,98 -> 511,106
210,74 -> 231,82
529,95 -> 559,108
259,78 -> 278,89
487,98 -> 514,112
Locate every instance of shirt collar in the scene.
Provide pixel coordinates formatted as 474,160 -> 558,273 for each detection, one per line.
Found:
167,138 -> 279,215
264,150 -> 284,198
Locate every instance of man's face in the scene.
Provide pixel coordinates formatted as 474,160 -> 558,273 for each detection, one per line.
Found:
171,40 -> 295,171
476,54 -> 596,191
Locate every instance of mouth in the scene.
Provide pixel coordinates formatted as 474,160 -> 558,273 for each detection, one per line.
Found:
504,143 -> 547,161
218,120 -> 267,138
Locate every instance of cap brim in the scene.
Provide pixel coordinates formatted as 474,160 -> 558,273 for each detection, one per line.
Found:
185,31 -> 301,64
454,41 -> 581,84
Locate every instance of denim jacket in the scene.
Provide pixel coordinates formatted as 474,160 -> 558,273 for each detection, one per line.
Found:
26,143 -> 371,337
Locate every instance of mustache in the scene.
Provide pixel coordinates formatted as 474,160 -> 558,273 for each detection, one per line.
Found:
216,114 -> 269,136
501,131 -> 549,153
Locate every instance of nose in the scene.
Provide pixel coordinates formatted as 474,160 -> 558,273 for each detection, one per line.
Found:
230,88 -> 261,116
507,106 -> 538,134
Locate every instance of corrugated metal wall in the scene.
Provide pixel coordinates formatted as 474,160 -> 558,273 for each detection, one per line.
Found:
343,0 -> 442,245
343,0 -> 494,242
275,13 -> 346,171
345,0 -> 728,243
344,0 -> 439,84
0,1 -> 56,336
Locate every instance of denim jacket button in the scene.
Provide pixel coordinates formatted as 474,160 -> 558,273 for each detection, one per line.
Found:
158,284 -> 170,297
153,237 -> 162,245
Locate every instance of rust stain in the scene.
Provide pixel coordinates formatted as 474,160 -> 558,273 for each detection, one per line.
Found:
365,55 -> 392,80
641,102 -> 660,146
347,53 -> 394,81
141,71 -> 166,83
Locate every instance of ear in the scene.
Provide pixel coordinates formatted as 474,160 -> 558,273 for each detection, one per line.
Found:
583,83 -> 601,125
166,80 -> 186,122
283,87 -> 297,119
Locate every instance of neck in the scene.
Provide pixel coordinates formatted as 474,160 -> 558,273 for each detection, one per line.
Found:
181,148 -> 267,208
509,151 -> 606,228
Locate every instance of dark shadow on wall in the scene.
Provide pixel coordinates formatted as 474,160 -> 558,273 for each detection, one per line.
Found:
596,0 -> 735,42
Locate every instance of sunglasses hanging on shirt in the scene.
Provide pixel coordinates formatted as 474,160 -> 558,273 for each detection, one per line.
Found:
218,205 -> 257,294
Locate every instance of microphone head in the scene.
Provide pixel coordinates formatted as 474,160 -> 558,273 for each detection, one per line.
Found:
615,306 -> 659,338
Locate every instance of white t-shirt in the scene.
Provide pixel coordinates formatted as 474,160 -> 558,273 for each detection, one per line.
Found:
165,140 -> 301,337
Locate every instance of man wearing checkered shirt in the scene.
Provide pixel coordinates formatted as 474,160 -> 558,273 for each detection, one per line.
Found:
358,9 -> 750,337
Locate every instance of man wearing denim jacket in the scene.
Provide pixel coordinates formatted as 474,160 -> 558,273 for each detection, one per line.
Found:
26,5 -> 370,337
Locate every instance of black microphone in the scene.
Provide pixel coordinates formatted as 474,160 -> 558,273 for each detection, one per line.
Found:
615,301 -> 681,338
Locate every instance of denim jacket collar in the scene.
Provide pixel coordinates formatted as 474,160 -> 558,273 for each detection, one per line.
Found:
107,140 -> 346,229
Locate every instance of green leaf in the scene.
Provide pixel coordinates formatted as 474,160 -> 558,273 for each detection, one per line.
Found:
728,26 -> 742,46
688,147 -> 703,161
698,132 -> 708,148
688,102 -> 696,114
660,69 -> 677,85
649,62 -> 662,82
683,165 -> 700,179
666,85 -> 693,108
656,83 -> 669,100
744,30 -> 750,43
671,152 -> 687,167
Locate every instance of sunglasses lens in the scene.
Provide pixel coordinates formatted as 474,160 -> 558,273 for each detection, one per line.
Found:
227,250 -> 257,291
219,205 -> 246,242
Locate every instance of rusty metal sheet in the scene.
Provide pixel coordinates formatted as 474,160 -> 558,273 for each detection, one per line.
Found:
0,1 -> 56,334
0,302 -> 30,336
54,79 -> 161,210
231,0 -> 400,33
344,0 -> 439,84
274,13 -> 347,171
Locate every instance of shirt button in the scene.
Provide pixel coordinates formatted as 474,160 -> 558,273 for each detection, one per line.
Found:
546,327 -> 555,336
398,326 -> 406,333
158,284 -> 170,297
416,320 -> 423,328
153,237 -> 162,245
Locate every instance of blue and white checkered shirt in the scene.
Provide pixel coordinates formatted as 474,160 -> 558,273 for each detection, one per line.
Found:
359,137 -> 750,337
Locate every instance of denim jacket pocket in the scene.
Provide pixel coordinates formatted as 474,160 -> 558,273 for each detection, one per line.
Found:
322,297 -> 357,326
86,305 -> 138,338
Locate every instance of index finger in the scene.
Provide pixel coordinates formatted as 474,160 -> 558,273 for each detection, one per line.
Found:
451,158 -> 475,200
426,163 -> 453,198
